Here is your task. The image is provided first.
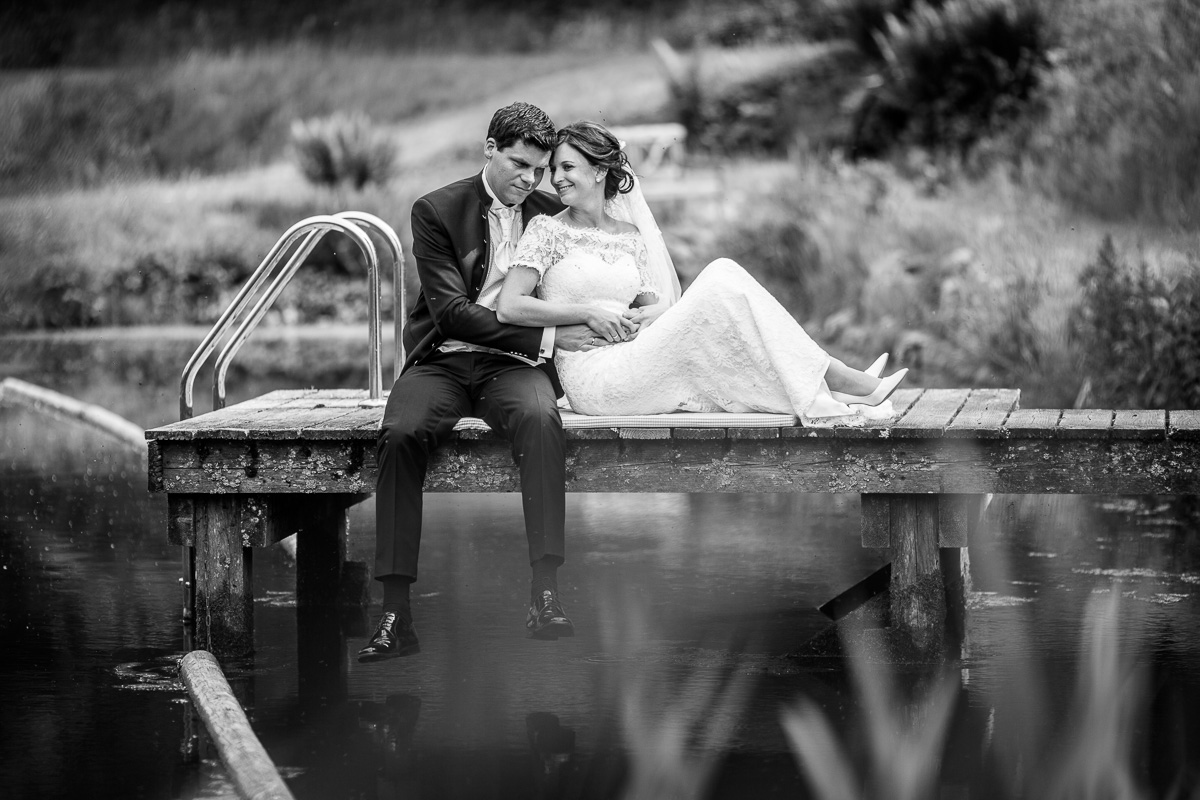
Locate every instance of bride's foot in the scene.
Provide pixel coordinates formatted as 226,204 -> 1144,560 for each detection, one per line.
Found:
829,368 -> 908,407
865,353 -> 888,378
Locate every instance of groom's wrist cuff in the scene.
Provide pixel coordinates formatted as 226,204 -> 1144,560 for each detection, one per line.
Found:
539,326 -> 556,357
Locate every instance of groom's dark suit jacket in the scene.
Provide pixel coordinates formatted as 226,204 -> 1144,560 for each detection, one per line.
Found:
402,171 -> 566,388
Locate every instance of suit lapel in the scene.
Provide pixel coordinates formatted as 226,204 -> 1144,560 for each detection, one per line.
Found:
467,172 -> 491,299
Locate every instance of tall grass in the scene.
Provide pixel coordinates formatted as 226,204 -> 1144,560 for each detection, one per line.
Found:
1026,0 -> 1200,228
702,156 -> 1194,407
781,591 -> 1151,800
0,48 -> 592,191
1073,236 -> 1200,409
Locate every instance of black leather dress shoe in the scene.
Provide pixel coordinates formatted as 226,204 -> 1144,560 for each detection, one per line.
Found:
358,612 -> 420,662
527,590 -> 575,639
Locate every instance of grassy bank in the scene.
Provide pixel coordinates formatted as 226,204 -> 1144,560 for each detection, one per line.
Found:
709,157 -> 1197,408
2,35 -> 1197,410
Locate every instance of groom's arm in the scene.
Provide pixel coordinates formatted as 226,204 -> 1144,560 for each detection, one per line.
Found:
411,197 -> 546,360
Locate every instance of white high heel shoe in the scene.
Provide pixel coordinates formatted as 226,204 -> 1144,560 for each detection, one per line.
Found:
865,353 -> 888,378
830,368 -> 908,407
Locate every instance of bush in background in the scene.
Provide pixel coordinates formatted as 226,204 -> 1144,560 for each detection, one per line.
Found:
827,0 -> 948,58
848,0 -> 1053,158
668,43 -> 868,157
290,112 -> 397,195
0,48 -> 579,192
1072,236 -> 1200,409
1027,0 -> 1200,228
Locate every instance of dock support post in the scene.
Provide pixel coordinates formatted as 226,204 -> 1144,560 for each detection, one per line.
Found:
289,494 -> 370,609
861,493 -> 979,656
193,496 -> 255,658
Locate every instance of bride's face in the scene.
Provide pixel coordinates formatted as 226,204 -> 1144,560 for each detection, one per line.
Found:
550,143 -> 604,207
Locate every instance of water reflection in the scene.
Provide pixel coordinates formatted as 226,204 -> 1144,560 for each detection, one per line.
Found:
2,331 -> 1200,798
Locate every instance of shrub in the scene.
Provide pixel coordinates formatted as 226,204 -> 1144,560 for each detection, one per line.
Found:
1028,0 -> 1200,228
848,0 -> 1054,158
1072,235 -> 1200,409
828,0 -> 949,58
290,112 -> 397,195
668,44 -> 868,157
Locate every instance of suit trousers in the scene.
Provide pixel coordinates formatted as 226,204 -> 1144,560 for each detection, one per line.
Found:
374,350 -> 566,582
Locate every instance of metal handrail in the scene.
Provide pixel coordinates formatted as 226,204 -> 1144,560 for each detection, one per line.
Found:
334,211 -> 406,380
210,216 -> 379,412
180,214 -> 388,419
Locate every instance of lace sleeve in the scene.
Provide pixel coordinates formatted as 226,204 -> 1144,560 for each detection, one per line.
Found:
507,215 -> 560,278
632,236 -> 660,298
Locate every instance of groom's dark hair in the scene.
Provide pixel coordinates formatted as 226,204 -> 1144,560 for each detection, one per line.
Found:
488,102 -> 556,153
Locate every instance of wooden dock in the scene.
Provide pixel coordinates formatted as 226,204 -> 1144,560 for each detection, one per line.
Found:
146,387 -> 1200,658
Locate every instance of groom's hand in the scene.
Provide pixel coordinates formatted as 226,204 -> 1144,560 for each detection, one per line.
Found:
555,324 -> 613,352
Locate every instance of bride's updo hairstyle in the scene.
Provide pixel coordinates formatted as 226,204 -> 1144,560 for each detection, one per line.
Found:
555,121 -> 635,200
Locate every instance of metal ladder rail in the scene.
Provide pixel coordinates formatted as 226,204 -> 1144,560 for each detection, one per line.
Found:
208,213 -> 404,411
334,211 -> 407,382
179,215 -> 376,419
209,217 -> 380,412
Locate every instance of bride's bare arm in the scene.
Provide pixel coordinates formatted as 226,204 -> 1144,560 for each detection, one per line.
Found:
498,266 -> 635,342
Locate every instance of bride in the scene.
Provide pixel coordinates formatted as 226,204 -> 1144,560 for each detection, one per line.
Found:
495,120 -> 906,421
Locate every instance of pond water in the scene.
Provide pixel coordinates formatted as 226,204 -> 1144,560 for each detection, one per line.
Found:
2,328 -> 1200,800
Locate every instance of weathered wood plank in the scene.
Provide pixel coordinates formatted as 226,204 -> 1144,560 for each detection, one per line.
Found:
1168,410 -> 1200,440
860,494 -> 891,547
937,494 -> 971,547
673,427 -> 728,440
891,389 -> 971,438
1003,408 -> 1061,436
888,388 -> 924,419
156,390 -> 344,439
794,388 -> 926,440
566,428 -> 621,440
1058,409 -> 1113,439
729,427 -> 779,440
151,436 -> 1200,495
619,427 -> 671,440
1111,410 -> 1166,440
889,495 -> 945,651
193,497 -> 254,657
236,407 -> 365,440
944,390 -> 1019,438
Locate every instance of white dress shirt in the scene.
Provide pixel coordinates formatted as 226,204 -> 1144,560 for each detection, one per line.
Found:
438,172 -> 555,364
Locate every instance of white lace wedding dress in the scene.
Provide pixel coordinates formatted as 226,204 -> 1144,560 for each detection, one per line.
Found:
508,215 -> 870,421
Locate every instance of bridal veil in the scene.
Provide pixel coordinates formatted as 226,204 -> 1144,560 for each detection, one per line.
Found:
605,176 -> 682,307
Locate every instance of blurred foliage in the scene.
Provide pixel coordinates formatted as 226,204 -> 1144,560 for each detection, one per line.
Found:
1072,235 -> 1200,410
1,245 -> 385,331
825,0 -> 949,58
1026,0 -> 1200,227
0,49 -> 581,190
671,44 -> 868,156
290,112 -> 397,193
847,0 -> 1054,158
1,0 -> 737,67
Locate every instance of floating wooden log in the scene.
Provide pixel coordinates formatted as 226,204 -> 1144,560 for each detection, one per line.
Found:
179,650 -> 296,800
0,377 -> 146,455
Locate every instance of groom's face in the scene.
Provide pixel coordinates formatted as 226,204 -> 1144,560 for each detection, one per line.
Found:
484,138 -> 551,206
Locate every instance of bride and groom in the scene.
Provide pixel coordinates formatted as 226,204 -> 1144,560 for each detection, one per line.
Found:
359,102 -> 907,662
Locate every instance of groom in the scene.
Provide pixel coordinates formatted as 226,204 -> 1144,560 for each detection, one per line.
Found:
361,102 -> 594,661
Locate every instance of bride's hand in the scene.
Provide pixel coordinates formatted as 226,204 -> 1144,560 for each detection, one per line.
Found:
585,307 -> 637,342
626,303 -> 665,329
